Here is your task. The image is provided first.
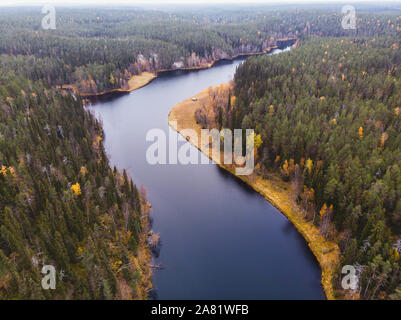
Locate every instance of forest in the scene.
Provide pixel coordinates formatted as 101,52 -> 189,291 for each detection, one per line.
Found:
206,36 -> 401,299
0,56 -> 151,299
0,7 -> 398,94
1,5 -> 401,300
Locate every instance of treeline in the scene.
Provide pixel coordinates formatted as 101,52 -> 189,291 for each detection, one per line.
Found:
0,68 -> 150,298
1,7 -> 399,94
212,37 -> 401,299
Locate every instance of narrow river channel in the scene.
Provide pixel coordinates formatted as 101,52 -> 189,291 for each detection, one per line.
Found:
91,47 -> 325,299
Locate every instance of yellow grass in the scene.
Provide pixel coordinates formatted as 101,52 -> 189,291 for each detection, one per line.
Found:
168,84 -> 341,300
127,72 -> 157,92
58,72 -> 156,97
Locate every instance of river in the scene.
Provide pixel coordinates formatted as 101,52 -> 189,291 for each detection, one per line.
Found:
91,47 -> 325,299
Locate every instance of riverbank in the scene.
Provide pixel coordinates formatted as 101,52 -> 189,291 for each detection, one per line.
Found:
157,45 -> 282,74
135,200 -> 154,299
168,84 -> 340,300
58,72 -> 157,98
59,38 -> 297,99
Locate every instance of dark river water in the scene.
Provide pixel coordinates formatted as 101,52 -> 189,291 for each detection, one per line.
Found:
91,48 -> 325,300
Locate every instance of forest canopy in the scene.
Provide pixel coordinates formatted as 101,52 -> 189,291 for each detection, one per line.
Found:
209,36 -> 401,299
2,5 -> 401,299
0,31 -> 151,300
0,7 -> 399,93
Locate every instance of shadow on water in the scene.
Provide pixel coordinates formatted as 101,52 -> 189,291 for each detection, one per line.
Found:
216,164 -> 324,278
215,165 -> 256,196
157,57 -> 249,79
86,90 -> 130,104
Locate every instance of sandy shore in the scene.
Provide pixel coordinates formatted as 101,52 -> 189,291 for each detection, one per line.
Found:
58,72 -> 157,98
80,72 -> 157,97
168,84 -> 340,300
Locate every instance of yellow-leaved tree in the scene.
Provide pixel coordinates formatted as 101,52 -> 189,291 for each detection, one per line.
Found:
0,166 -> 7,176
359,126 -> 364,139
109,73 -> 115,86
305,158 -> 313,173
254,134 -> 263,149
71,183 -> 82,196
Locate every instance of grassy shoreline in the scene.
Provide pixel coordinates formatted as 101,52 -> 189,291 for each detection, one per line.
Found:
168,84 -> 341,300
59,72 -> 157,98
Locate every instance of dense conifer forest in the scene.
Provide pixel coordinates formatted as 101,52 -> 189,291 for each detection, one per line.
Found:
0,7 -> 397,94
0,58 -> 151,299
2,4 -> 401,299
210,35 -> 401,299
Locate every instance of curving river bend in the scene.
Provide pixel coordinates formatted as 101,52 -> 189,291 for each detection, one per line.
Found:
92,47 -> 325,299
